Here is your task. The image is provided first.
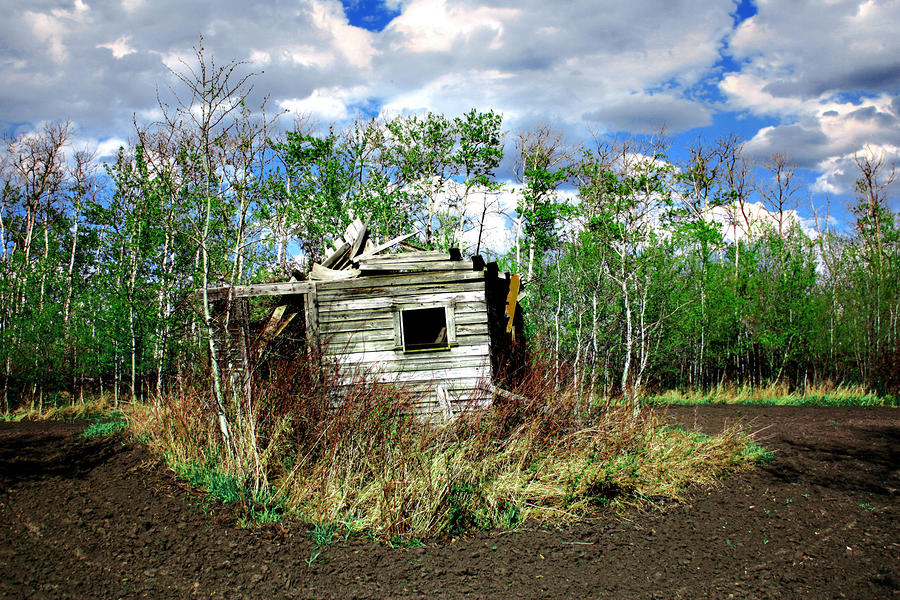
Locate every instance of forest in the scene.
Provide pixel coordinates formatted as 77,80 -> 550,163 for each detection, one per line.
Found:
1,48 -> 898,414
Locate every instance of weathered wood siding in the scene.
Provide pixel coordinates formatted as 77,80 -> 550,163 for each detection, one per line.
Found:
313,268 -> 492,412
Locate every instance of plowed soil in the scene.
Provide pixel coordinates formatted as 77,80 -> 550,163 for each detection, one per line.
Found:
1,406 -> 898,599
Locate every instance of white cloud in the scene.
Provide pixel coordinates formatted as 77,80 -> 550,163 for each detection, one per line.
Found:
307,0 -> 377,69
69,134 -> 129,159
812,144 -> 900,203
248,49 -> 271,65
705,201 -> 816,242
24,10 -> 69,64
387,0 -> 516,53
1,0 -> 736,141
727,0 -> 900,100
97,35 -> 136,59
279,86 -> 370,122
721,0 -> 900,203
94,136 -> 129,158
121,0 -> 145,13
282,45 -> 331,68
2,0 -> 897,228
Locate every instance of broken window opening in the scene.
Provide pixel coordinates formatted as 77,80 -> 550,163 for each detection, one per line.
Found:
401,306 -> 450,352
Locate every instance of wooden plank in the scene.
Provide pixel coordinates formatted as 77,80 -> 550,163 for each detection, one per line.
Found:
318,316 -> 394,333
330,376 -> 491,392
364,250 -> 449,259
349,222 -> 369,258
336,368 -> 489,384
318,308 -> 487,338
336,356 -> 490,374
318,276 -> 485,296
317,284 -> 487,306
310,263 -> 361,281
322,321 -> 488,344
357,260 -> 473,273
271,311 -> 298,339
322,242 -> 351,269
327,343 -> 490,364
337,361 -> 490,381
260,305 -> 287,339
324,328 -> 489,351
319,303 -> 487,326
316,269 -> 485,293
323,333 -> 490,355
317,279 -> 485,302
324,329 -> 397,345
353,356 -> 490,373
392,366 -> 489,384
505,273 -> 521,333
343,218 -> 365,245
352,231 -> 420,261
360,253 -> 453,264
318,292 -> 486,314
208,281 -> 314,298
333,378 -> 488,397
332,380 -> 491,396
451,311 -> 489,325
317,304 -> 488,325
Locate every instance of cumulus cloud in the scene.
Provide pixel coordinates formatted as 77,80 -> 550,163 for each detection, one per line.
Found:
2,0 -> 898,224
97,35 -> 136,59
812,145 -> 900,210
727,0 -> 900,100
721,0 -> 900,199
1,0 -> 736,141
705,201 -> 817,242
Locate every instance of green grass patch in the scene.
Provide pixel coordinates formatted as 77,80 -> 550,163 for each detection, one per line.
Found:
80,418 -> 129,439
646,383 -> 896,407
168,453 -> 286,527
740,441 -> 775,463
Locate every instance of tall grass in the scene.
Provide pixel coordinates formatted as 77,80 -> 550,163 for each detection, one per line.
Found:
647,381 -> 897,407
1,393 -> 124,422
127,354 -> 768,540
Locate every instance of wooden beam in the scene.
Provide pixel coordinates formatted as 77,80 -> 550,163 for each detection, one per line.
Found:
343,218 -> 365,245
315,269 -> 485,292
349,221 -> 369,258
357,260 -> 473,273
317,292 -> 486,314
206,281 -> 314,298
322,242 -> 351,269
361,252 -> 451,264
353,230 -> 420,261
310,263 -> 361,281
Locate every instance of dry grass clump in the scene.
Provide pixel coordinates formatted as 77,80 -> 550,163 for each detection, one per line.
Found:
2,393 -> 122,422
129,355 -> 767,540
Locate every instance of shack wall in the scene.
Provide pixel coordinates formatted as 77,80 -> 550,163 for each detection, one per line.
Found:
313,269 -> 492,413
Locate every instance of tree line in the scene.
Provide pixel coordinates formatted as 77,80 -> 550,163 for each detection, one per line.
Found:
1,47 -> 897,411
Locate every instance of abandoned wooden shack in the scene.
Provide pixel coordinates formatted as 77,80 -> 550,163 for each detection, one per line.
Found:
207,221 -> 526,416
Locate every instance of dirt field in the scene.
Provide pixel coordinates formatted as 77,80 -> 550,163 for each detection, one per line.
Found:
1,406 -> 897,599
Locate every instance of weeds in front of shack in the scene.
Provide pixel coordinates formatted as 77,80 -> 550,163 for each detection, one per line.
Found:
127,354 -> 767,540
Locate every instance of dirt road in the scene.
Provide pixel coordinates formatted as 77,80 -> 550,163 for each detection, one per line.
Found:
1,406 -> 897,599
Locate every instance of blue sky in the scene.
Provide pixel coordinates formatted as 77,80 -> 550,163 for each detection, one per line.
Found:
2,0 -> 898,230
